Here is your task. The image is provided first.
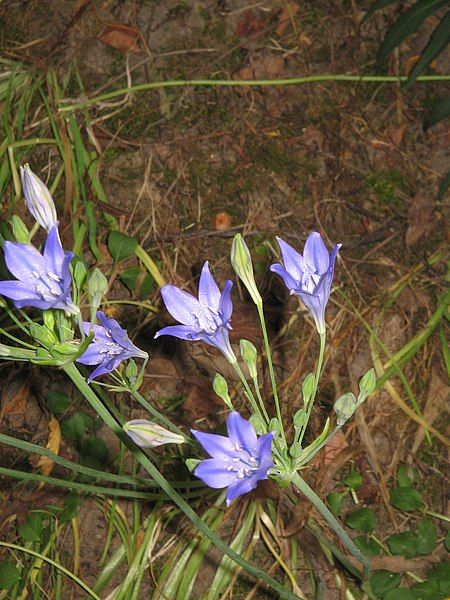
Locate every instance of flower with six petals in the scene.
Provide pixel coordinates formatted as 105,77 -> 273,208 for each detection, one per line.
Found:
0,226 -> 78,314
77,311 -> 147,382
191,412 -> 274,505
270,232 -> 341,334
155,261 -> 235,362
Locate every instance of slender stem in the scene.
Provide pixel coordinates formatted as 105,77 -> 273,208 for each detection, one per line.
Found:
291,472 -> 370,580
59,74 -> 450,113
256,303 -> 286,444
252,375 -> 271,424
232,360 -> 265,422
62,362 -> 298,600
127,385 -> 187,439
297,332 -> 326,447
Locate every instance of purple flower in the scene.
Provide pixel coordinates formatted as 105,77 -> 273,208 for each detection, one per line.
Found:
20,164 -> 58,232
77,311 -> 147,382
0,226 -> 78,314
155,261 -> 235,362
270,232 -> 341,334
191,412 -> 274,506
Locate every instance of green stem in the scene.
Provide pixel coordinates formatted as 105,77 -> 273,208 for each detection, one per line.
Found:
256,303 -> 285,444
62,362 -> 298,600
252,375 -> 271,424
127,385 -> 187,439
59,74 -> 450,113
291,472 -> 370,580
232,360 -> 265,422
298,332 -> 326,447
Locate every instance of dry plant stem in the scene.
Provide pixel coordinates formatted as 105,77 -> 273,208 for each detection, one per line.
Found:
256,303 -> 286,444
291,472 -> 370,580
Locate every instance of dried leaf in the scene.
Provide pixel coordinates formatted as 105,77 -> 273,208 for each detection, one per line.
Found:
98,23 -> 141,54
235,10 -> 268,39
275,1 -> 299,36
30,417 -> 61,484
215,212 -> 232,231
2,379 -> 29,415
300,125 -> 325,152
405,194 -> 435,246
321,430 -> 349,466
385,124 -> 406,148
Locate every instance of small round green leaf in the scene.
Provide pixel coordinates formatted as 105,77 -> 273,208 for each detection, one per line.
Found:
353,534 -> 381,556
327,492 -> 347,516
344,507 -> 376,532
390,487 -> 423,511
0,562 -> 20,590
18,512 -> 44,542
370,570 -> 401,597
415,519 -> 437,555
384,588 -> 414,600
108,231 -> 138,263
444,529 -> 450,552
343,470 -> 363,490
45,390 -> 71,414
388,531 -> 418,559
410,580 -> 441,599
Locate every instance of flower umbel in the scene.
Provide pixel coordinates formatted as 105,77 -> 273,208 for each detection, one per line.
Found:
192,412 -> 273,506
155,261 -> 235,362
270,232 -> 341,334
20,164 -> 58,232
77,311 -> 148,382
0,226 -> 78,314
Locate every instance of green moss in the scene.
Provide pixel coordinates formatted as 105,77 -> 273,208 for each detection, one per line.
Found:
365,169 -> 409,206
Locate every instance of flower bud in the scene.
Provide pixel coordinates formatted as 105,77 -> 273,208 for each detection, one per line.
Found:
20,164 -> 58,232
230,234 -> 262,306
123,420 -> 185,448
359,368 -> 376,399
240,339 -> 258,378
213,373 -> 233,409
334,392 -> 357,426
11,216 -> 30,243
293,408 -> 307,428
302,373 -> 316,408
249,413 -> 265,434
88,268 -> 108,313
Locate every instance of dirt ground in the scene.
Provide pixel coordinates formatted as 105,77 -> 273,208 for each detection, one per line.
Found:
0,1 -> 449,598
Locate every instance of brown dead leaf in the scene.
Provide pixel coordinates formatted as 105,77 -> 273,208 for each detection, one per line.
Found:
215,212 -> 231,231
235,10 -> 268,39
300,125 -> 325,152
182,375 -> 225,426
2,378 -> 29,415
385,124 -> 406,148
405,194 -> 435,246
98,23 -> 141,54
30,417 -> 61,485
369,555 -> 432,573
275,1 -> 299,36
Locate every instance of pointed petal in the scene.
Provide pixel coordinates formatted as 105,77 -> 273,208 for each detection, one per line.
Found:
87,356 -> 122,382
303,232 -> 329,274
225,478 -> 256,505
0,280 -> 40,301
3,241 -> 45,283
226,412 -> 257,452
43,226 -> 66,275
276,237 -> 306,281
160,284 -> 202,327
76,342 -> 106,365
191,429 -> 235,459
219,280 -> 233,322
257,433 -> 274,472
199,328 -> 235,362
194,459 -> 236,489
155,324 -> 200,341
270,263 -> 299,291
198,261 -> 221,310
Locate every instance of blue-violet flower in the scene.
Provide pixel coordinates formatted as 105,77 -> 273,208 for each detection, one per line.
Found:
155,261 -> 235,362
20,164 -> 58,232
270,232 -> 341,334
191,412 -> 274,506
77,311 -> 147,382
0,226 -> 78,314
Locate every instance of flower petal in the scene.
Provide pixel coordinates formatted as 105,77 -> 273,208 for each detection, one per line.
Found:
191,429 -> 235,459
194,459 -> 236,489
198,261 -> 221,311
226,412 -> 257,452
225,477 -> 256,505
155,324 -> 200,341
199,329 -> 235,361
270,263 -> 299,291
219,280 -> 233,322
0,280 -> 41,301
276,237 -> 306,281
43,226 -> 67,275
303,232 -> 329,274
87,356 -> 122,382
160,284 -> 202,327
256,433 -> 274,472
3,241 -> 45,283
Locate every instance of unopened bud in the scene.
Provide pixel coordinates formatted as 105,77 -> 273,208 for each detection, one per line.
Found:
213,373 -> 233,409
88,268 -> 108,317
231,234 -> 262,305
240,339 -> 258,378
11,216 -> 30,243
334,392 -> 357,426
20,164 -> 58,232
249,413 -> 265,434
123,420 -> 185,448
302,373 -> 316,408
359,368 -> 376,399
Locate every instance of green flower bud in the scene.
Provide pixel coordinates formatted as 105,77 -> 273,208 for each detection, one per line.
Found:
230,234 -> 262,306
302,373 -> 316,408
334,392 -> 357,426
249,413 -> 266,434
293,408 -> 307,428
359,368 -> 376,399
213,373 -> 233,409
289,441 -> 303,458
11,216 -> 30,243
124,420 -> 186,448
185,458 -> 201,473
268,417 -> 281,435
88,268 -> 108,317
240,339 -> 258,378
